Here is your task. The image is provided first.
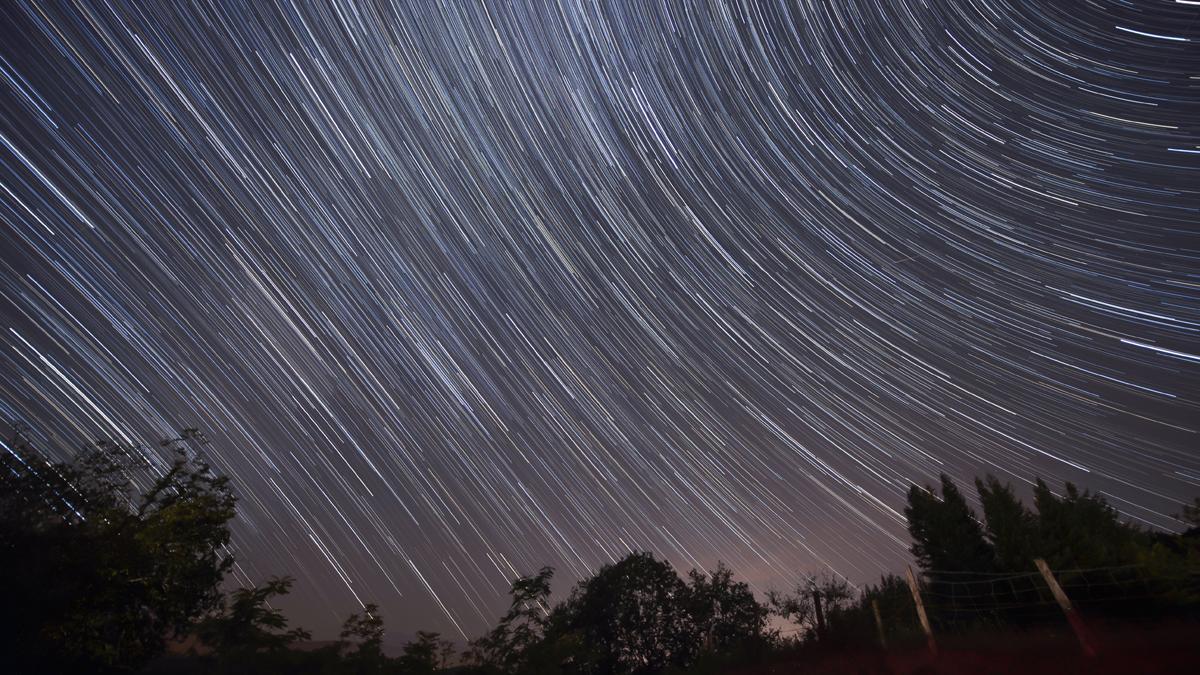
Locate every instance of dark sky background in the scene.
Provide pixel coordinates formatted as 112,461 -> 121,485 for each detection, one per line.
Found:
1,0 -> 1197,642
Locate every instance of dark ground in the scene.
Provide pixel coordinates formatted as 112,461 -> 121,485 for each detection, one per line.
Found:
733,619 -> 1200,674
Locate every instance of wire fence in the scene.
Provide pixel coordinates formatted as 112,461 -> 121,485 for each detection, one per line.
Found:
779,561 -> 1200,652
921,563 -> 1200,624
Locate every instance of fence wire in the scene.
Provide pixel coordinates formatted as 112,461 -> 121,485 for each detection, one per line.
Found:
914,563 -> 1200,632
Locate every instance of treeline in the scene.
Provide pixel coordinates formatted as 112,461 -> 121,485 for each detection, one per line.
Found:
773,474 -> 1200,653
2,426 -> 1197,674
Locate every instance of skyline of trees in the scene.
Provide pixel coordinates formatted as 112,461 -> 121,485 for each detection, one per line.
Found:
2,423 -> 1197,673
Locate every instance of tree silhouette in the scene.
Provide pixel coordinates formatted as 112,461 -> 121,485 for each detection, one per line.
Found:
1032,479 -> 1144,570
197,576 -> 311,656
769,573 -> 919,648
468,566 -> 554,673
975,475 -> 1039,572
6,416 -> 1198,674
557,552 -> 695,673
905,474 -> 994,575
0,425 -> 236,673
1176,498 -> 1200,531
767,573 -> 853,643
685,563 -> 769,654
400,630 -> 454,673
340,603 -> 387,673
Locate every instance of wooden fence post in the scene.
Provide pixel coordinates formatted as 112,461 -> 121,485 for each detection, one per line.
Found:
904,565 -> 937,657
1034,558 -> 1096,658
812,588 -> 826,640
872,598 -> 887,649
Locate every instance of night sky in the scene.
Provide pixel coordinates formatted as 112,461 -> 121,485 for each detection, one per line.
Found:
1,0 -> 1197,641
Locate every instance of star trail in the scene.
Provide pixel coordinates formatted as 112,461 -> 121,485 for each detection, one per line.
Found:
1,0 -> 1197,641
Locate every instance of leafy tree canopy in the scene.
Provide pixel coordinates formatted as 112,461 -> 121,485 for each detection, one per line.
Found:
0,425 -> 236,673
197,576 -> 311,656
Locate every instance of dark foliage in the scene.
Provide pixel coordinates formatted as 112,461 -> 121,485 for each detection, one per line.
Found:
398,631 -> 454,674
976,476 -> 1039,573
902,473 -> 1199,630
0,426 -> 236,673
197,576 -> 312,657
339,603 -> 388,673
4,420 -> 1197,674
553,552 -> 696,673
466,553 -> 771,675
905,474 -> 995,577
467,566 -> 555,673
683,563 -> 769,654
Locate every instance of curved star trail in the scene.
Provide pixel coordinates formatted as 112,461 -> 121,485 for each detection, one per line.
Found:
1,0 -> 1197,639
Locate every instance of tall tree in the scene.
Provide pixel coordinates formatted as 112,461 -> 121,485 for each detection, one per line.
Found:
340,603 -> 387,673
685,563 -> 769,653
975,475 -> 1038,572
905,474 -> 993,575
469,566 -> 554,673
1032,479 -> 1142,569
557,552 -> 695,674
0,426 -> 236,673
